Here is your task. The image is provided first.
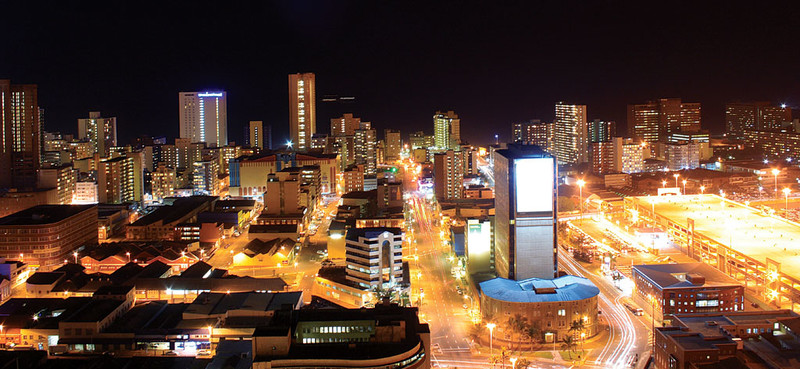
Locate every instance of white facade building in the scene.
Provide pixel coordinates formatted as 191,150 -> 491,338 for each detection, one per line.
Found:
179,91 -> 228,147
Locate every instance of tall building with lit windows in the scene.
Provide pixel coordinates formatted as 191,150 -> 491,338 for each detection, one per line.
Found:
354,122 -> 377,175
493,145 -> 557,280
0,80 -> 41,188
331,113 -> 360,137
78,111 -> 117,157
553,103 -> 588,164
725,102 -> 791,140
433,150 -> 463,200
628,98 -> 701,145
248,120 -> 265,149
612,137 -> 645,174
433,110 -> 460,151
384,129 -> 402,161
289,73 -> 316,151
178,91 -> 228,147
97,156 -> 135,204
512,120 -> 552,152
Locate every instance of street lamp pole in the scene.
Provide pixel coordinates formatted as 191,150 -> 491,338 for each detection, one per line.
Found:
487,323 -> 496,369
673,173 -> 679,188
577,179 -> 586,225
773,168 -> 780,199
682,180 -> 687,195
783,188 -> 791,213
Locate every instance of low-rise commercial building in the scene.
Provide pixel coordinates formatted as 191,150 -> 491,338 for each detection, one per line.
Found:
479,275 -> 600,342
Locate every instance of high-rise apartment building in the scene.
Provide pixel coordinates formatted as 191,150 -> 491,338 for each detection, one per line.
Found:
628,98 -> 701,144
178,91 -> 228,148
248,121 -> 265,149
384,129 -> 402,161
725,102 -> 791,139
663,142 -> 700,171
97,156 -> 136,204
192,160 -> 220,196
78,111 -> 117,157
37,164 -> 77,204
494,145 -> 557,280
553,103 -> 588,165
331,113 -> 360,137
588,119 -> 615,143
409,131 -> 434,150
433,150 -> 463,200
433,111 -> 460,151
289,73 -> 316,151
589,142 -> 615,174
354,122 -> 377,175
265,170 -> 302,215
512,120 -> 553,152
151,163 -> 176,202
612,137 -> 645,174
0,80 -> 41,188
345,227 -> 404,290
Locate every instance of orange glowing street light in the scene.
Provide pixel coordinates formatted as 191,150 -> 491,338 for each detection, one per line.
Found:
673,173 -> 680,187
783,187 -> 791,212
662,180 -> 667,188
772,168 -> 780,198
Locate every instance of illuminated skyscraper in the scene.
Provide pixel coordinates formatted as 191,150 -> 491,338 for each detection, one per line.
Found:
433,150 -> 463,200
433,110 -> 460,151
553,103 -> 588,164
628,98 -> 701,144
331,113 -> 360,137
512,120 -> 552,152
725,102 -> 791,139
78,111 -> 117,157
0,80 -> 41,188
384,129 -> 402,161
248,120 -> 265,149
179,91 -> 228,147
97,156 -> 135,204
588,119 -> 615,143
493,145 -> 557,280
354,122 -> 377,175
289,73 -> 316,151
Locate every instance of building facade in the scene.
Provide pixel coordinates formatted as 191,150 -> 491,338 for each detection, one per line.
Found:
512,120 -> 552,153
344,227 -> 404,290
0,205 -> 97,270
628,98 -> 701,145
248,120 -> 265,149
0,80 -> 40,188
553,103 -> 588,164
433,111 -> 460,151
289,73 -> 316,151
433,150 -> 463,200
725,102 -> 791,139
77,111 -> 117,157
178,91 -> 228,148
97,156 -> 136,204
493,145 -> 557,280
384,129 -> 402,161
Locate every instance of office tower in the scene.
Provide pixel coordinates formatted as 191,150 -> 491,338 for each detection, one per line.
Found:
151,163 -> 176,201
345,227 -> 404,289
192,160 -> 220,196
460,145 -> 479,175
178,91 -> 228,147
588,119 -> 615,143
494,145 -> 557,280
354,122 -> 377,175
384,129 -> 402,161
409,131 -> 428,149
248,121 -> 265,149
511,120 -> 553,152
37,164 -> 77,204
433,110 -> 460,151
612,137 -> 645,173
174,138 -> 204,169
628,98 -> 701,144
311,133 -> 328,150
668,131 -> 712,160
331,113 -> 360,137
589,142 -> 615,174
289,73 -> 316,151
0,80 -> 41,188
663,142 -> 700,171
78,111 -> 117,157
97,156 -> 136,204
726,102 -> 792,139
553,102 -> 588,165
433,150 -> 464,200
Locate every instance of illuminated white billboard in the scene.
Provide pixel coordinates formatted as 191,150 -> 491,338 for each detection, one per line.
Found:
514,158 -> 554,213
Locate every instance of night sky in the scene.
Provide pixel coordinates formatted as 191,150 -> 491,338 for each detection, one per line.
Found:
3,1 -> 800,146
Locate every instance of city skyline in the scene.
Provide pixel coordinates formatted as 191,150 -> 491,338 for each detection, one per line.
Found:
3,2 -> 800,145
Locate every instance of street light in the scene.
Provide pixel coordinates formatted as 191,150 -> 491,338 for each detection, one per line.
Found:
486,322 -> 496,369
73,251 -> 78,264
700,185 -> 705,194
510,357 -> 517,369
577,179 -> 586,225
773,168 -> 780,198
682,180 -> 687,195
673,173 -> 680,187
661,180 -> 667,188
783,188 -> 791,213
126,252 -> 131,263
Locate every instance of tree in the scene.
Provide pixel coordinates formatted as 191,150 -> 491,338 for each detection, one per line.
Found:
370,285 -> 396,304
569,319 -> 586,340
523,322 -> 542,349
557,196 -> 578,212
515,358 -> 531,369
561,335 -> 577,353
506,314 -> 528,345
467,323 -> 486,342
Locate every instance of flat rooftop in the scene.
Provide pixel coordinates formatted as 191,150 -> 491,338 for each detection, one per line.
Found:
632,194 -> 800,280
633,263 -> 741,289
0,205 -> 95,225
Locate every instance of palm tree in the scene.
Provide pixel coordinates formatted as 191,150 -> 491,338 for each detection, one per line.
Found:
371,285 -> 396,304
523,322 -> 542,349
561,335 -> 577,353
515,358 -> 531,369
468,323 -> 486,343
568,319 -> 586,340
506,314 -> 528,345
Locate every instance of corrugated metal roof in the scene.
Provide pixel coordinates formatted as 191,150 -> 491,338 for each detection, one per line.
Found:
480,275 -> 599,303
